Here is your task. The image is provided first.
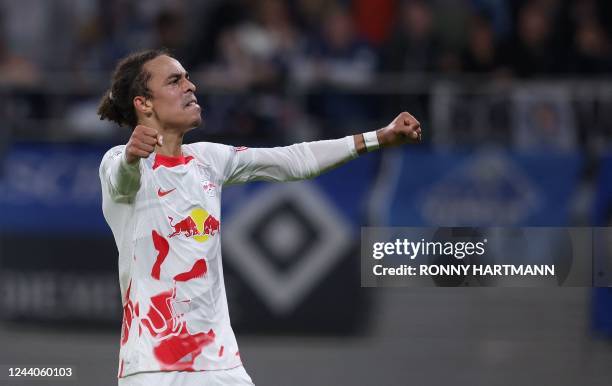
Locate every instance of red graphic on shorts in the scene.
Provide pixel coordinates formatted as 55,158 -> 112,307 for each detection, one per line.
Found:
141,288 -> 216,370
151,231 -> 169,280
203,215 -> 220,236
174,259 -> 207,282
218,345 -> 224,357
168,216 -> 199,238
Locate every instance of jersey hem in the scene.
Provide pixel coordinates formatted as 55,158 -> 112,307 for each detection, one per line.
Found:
118,362 -> 244,379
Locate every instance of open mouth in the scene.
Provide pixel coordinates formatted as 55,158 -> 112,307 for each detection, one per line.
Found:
185,100 -> 200,108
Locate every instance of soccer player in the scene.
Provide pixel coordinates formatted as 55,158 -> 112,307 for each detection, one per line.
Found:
98,49 -> 421,386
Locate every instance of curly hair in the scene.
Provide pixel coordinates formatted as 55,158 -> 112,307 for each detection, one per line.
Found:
97,49 -> 170,128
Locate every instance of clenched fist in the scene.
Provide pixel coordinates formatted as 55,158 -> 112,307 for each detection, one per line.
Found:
377,112 -> 422,147
125,125 -> 163,164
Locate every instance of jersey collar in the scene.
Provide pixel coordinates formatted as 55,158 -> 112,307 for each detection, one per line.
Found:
152,153 -> 195,170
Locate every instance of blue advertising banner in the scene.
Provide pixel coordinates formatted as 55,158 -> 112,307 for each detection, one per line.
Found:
592,153 -> 612,226
0,143 -> 109,234
592,153 -> 612,337
385,148 -> 582,226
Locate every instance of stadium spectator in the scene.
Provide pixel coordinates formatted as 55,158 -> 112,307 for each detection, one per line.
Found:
194,0 -> 304,143
509,2 -> 565,77
73,0 -> 150,73
293,0 -> 328,37
381,0 -> 440,74
292,3 -> 377,137
470,0 -> 513,41
353,0 -> 395,47
0,20 -> 39,86
153,8 -> 189,59
181,0 -> 249,71
569,19 -> 612,74
566,0 -> 612,75
460,14 -> 506,75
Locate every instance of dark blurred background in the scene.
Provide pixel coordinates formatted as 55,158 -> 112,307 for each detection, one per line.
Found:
1,0 -> 612,385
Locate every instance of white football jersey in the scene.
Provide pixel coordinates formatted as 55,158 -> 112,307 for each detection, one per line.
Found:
99,138 -> 357,378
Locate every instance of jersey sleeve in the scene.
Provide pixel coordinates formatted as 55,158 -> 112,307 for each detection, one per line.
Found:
99,145 -> 142,203
220,136 -> 359,185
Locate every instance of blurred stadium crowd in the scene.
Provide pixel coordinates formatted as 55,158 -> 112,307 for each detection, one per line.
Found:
1,0 -> 611,150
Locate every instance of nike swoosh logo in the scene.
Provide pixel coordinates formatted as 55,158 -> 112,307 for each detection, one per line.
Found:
157,188 -> 176,197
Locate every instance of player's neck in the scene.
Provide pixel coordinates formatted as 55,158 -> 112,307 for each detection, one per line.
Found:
155,130 -> 184,158
137,117 -> 186,157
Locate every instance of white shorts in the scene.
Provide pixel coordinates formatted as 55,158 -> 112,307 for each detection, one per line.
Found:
118,366 -> 255,386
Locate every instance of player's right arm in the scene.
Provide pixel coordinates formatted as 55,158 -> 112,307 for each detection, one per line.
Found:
218,112 -> 421,185
99,125 -> 162,203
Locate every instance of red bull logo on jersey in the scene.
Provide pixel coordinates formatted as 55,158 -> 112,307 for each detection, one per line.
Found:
168,216 -> 199,238
168,208 -> 220,242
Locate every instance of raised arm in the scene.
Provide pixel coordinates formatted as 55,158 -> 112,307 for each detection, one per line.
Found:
223,112 -> 421,185
99,124 -> 163,202
353,111 -> 422,154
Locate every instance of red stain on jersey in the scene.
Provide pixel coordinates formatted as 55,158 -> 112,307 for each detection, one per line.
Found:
151,231 -> 169,279
153,328 -> 216,370
121,306 -> 133,345
203,215 -> 220,236
141,288 -> 216,370
218,345 -> 224,357
168,216 -> 199,238
141,289 -> 176,337
174,259 -> 207,282
121,280 -> 138,346
135,303 -> 141,336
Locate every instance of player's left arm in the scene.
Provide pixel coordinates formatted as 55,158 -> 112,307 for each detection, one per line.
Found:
222,112 -> 421,185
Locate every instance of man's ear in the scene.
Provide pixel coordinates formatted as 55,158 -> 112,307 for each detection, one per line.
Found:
134,96 -> 153,117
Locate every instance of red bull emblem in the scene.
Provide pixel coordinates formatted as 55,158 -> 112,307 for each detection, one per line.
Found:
168,208 -> 220,242
203,215 -> 220,236
168,216 -> 198,238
